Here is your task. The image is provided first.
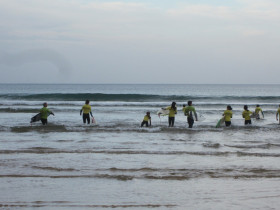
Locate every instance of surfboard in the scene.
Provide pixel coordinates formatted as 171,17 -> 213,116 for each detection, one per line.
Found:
250,112 -> 264,119
92,117 -> 96,124
185,111 -> 205,122
157,109 -> 169,117
30,112 -> 50,123
194,112 -> 205,121
255,112 -> 264,119
250,112 -> 257,119
216,117 -> 225,128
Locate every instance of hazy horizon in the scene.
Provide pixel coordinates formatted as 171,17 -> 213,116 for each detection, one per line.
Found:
1,83 -> 280,85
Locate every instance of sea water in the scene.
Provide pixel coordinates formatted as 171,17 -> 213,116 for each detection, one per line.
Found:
1,84 -> 280,209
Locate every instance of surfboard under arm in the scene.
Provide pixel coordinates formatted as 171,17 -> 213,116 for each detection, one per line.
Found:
30,112 -> 51,123
194,112 -> 198,121
216,116 -> 225,128
157,109 -> 169,117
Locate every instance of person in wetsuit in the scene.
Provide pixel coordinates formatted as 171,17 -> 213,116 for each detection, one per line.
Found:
255,105 -> 264,119
80,100 -> 93,124
184,101 -> 198,128
165,102 -> 177,127
40,102 -> 54,125
276,105 -> 280,124
141,112 -> 151,127
242,105 -> 252,125
223,105 -> 233,127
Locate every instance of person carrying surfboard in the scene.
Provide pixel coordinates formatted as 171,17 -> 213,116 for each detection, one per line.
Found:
40,102 -> 54,125
141,112 -> 151,127
255,105 -> 264,119
164,102 -> 177,127
184,101 -> 198,128
242,105 -> 252,125
80,100 -> 93,124
276,105 -> 280,124
223,105 -> 233,127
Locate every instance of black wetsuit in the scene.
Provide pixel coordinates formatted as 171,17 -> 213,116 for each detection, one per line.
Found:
141,121 -> 149,127
83,113 -> 90,124
169,117 -> 175,127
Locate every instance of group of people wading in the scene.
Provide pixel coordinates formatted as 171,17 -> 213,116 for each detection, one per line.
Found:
140,101 -> 199,128
141,101 -> 280,128
38,100 -> 280,127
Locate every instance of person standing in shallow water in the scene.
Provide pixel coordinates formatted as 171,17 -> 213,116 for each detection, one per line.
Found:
223,105 -> 233,127
80,100 -> 93,124
276,105 -> 280,124
164,102 -> 177,127
242,105 -> 252,125
40,102 -> 54,125
184,101 -> 198,128
255,105 -> 264,119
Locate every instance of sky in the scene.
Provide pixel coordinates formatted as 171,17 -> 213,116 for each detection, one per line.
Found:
0,0 -> 280,84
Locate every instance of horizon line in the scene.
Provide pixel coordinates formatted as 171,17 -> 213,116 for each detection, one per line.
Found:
0,83 -> 280,85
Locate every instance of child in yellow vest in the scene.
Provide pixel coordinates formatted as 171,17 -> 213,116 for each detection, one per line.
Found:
166,102 -> 177,127
242,105 -> 252,125
255,105 -> 264,119
223,105 -> 232,127
141,112 -> 151,127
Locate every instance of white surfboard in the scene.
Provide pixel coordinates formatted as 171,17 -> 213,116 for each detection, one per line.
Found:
256,111 -> 264,119
195,112 -> 205,121
157,108 -> 169,117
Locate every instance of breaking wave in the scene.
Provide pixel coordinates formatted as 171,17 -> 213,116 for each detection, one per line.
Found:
1,93 -> 280,102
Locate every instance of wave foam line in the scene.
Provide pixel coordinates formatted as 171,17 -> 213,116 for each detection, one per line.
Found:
0,203 -> 176,208
2,167 -> 280,180
1,149 -> 280,157
0,149 -> 231,156
31,166 -> 77,172
1,93 -> 280,101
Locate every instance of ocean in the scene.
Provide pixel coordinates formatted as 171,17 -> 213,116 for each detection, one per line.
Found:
1,84 -> 280,209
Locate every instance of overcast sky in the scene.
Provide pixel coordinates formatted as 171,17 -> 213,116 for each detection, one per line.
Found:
0,0 -> 280,84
